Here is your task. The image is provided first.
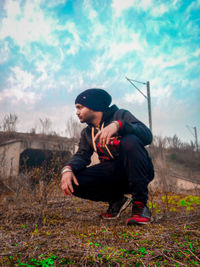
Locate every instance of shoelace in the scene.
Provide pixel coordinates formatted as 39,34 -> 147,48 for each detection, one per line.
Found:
132,202 -> 144,215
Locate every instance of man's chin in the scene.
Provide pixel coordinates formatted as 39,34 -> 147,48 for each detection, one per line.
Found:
78,117 -> 90,124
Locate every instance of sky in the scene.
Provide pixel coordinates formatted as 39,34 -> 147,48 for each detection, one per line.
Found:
0,0 -> 199,143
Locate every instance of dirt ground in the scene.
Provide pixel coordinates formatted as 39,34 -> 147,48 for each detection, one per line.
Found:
0,190 -> 200,266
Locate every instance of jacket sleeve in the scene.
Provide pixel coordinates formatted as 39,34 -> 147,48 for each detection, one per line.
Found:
66,128 -> 93,173
115,109 -> 153,146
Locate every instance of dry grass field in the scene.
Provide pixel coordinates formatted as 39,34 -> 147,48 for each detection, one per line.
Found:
0,175 -> 199,266
0,134 -> 200,266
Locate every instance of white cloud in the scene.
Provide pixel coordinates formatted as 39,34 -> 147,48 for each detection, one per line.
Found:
0,66 -> 39,105
35,61 -> 48,84
0,0 -> 54,47
4,0 -> 21,17
88,16 -> 147,78
0,41 -> 10,64
83,1 -> 147,78
111,0 -> 179,18
63,22 -> 82,55
141,44 -> 191,82
192,48 -> 200,57
50,68 -> 87,93
112,0 -> 152,17
152,96 -> 195,141
172,0 -> 179,6
139,0 -> 153,10
0,0 -> 83,64
151,83 -> 172,99
88,8 -> 98,21
0,0 -> 199,143
17,104 -> 75,135
151,4 -> 168,17
124,91 -> 146,104
11,66 -> 33,88
82,1 -> 106,47
109,32 -> 144,57
45,0 -> 68,8
112,0 -> 133,17
186,0 -> 200,12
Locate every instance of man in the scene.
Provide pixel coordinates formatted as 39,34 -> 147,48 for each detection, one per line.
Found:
61,88 -> 154,225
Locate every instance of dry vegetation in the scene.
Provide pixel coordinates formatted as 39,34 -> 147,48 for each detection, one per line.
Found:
0,182 -> 199,266
0,132 -> 200,266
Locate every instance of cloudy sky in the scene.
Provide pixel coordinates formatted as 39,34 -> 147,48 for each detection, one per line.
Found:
0,0 -> 199,142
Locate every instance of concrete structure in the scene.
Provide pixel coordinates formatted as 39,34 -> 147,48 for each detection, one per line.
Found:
149,172 -> 200,194
149,156 -> 200,193
1,133 -> 199,194
0,137 -> 75,179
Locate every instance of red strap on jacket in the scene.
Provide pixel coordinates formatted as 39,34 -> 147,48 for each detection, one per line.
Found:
116,120 -> 122,129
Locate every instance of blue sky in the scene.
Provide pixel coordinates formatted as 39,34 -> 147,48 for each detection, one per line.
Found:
0,0 -> 199,143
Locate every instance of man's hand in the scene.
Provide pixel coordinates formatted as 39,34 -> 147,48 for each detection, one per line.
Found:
61,171 -> 79,197
94,122 -> 118,147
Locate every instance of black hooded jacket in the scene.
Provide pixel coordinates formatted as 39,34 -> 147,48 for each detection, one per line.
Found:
66,105 -> 152,173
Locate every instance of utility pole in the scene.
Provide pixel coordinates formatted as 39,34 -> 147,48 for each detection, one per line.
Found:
186,125 -> 199,151
126,77 -> 152,132
194,126 -> 198,151
146,81 -> 152,132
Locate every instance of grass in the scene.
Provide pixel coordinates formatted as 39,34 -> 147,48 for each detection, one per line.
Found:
1,130 -> 200,266
0,146 -> 200,266
0,185 -> 199,266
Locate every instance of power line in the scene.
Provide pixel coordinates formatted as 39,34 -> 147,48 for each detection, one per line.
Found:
186,125 -> 198,151
186,125 -> 195,138
126,77 -> 152,132
126,78 -> 146,85
125,77 -> 147,99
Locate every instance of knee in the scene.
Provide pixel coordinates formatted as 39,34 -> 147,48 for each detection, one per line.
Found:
120,135 -> 141,153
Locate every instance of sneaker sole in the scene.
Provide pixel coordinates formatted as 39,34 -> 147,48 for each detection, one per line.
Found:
101,197 -> 132,220
127,217 -> 154,225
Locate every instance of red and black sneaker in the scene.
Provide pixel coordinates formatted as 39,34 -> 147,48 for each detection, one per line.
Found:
101,196 -> 132,220
126,201 -> 152,225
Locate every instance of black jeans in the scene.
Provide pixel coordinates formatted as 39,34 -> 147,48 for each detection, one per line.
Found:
73,135 -> 154,204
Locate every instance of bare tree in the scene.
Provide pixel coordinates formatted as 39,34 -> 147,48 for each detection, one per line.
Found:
39,118 -> 52,134
2,113 -> 18,132
167,134 -> 182,149
65,116 -> 84,140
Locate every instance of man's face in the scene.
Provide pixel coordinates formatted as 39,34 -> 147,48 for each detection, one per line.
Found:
75,104 -> 96,124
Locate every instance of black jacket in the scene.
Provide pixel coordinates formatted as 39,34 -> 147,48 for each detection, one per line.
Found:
66,105 -> 152,173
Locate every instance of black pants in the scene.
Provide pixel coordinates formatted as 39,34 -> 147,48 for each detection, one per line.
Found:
73,135 -> 154,204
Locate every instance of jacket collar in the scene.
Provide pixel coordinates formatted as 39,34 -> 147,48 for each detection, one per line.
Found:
101,105 -> 119,124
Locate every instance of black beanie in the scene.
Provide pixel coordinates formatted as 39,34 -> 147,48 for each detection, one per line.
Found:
75,88 -> 112,111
